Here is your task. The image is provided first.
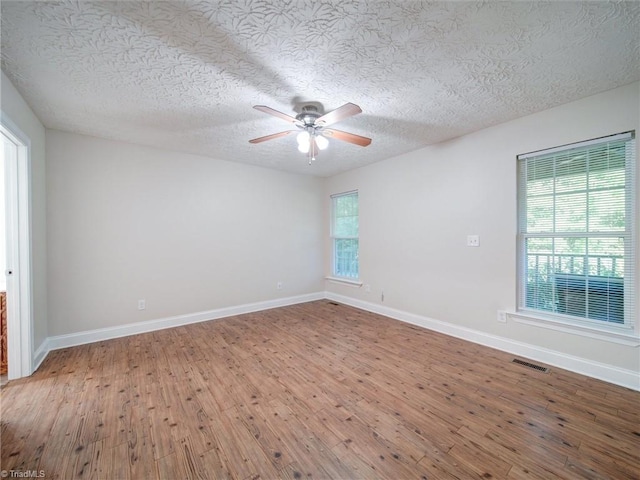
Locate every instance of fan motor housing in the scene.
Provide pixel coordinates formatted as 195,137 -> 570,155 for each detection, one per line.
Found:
296,105 -> 322,126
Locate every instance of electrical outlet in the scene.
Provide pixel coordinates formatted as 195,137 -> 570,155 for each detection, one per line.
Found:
277,281 -> 283,290
467,235 -> 480,247
138,299 -> 146,310
364,284 -> 371,292
497,310 -> 507,323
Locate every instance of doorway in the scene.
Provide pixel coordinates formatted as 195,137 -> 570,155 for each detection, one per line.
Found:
1,118 -> 33,381
0,142 -> 6,380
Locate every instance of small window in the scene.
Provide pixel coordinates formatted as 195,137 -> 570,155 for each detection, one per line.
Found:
517,132 -> 636,331
331,191 -> 359,279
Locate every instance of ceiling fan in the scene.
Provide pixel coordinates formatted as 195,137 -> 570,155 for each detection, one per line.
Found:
249,102 -> 372,163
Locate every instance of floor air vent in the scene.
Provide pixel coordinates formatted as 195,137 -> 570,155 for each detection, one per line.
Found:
512,358 -> 550,373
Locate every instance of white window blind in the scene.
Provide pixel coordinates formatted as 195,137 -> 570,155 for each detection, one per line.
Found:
331,191 -> 359,279
517,131 -> 636,330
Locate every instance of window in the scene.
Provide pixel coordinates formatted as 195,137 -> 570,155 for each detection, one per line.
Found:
331,191 -> 359,279
517,132 -> 636,331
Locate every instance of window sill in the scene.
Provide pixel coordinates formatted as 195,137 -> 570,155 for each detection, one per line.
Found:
510,310 -> 640,346
325,276 -> 363,287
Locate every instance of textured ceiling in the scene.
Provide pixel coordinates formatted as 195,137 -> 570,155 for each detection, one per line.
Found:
1,1 -> 639,177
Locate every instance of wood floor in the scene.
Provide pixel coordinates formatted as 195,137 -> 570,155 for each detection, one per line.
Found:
1,301 -> 639,479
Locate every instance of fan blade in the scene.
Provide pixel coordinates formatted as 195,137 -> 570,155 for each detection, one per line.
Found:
315,103 -> 362,127
249,130 -> 294,144
323,129 -> 372,147
253,105 -> 299,124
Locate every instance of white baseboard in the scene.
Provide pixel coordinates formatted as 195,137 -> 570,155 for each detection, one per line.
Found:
31,290 -> 639,391
32,338 -> 50,372
325,292 -> 640,392
45,292 -> 324,352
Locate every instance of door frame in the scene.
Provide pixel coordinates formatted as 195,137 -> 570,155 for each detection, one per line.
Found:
1,113 -> 34,379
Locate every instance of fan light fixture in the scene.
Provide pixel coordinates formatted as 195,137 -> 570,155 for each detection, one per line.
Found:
249,102 -> 372,165
297,131 -> 328,153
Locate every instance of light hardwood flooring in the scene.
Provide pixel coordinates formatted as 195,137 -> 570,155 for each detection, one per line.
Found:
1,300 -> 639,479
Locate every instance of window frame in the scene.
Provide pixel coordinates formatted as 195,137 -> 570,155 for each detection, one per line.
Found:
516,131 -> 637,338
330,190 -> 360,281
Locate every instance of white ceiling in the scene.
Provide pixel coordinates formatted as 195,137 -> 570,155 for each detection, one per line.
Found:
1,1 -> 639,177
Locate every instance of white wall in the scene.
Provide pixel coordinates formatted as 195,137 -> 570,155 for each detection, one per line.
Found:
0,71 -> 48,351
325,82 -> 640,375
46,130 -> 324,336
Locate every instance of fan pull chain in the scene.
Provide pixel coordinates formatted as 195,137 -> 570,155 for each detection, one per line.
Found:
308,136 -> 317,164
